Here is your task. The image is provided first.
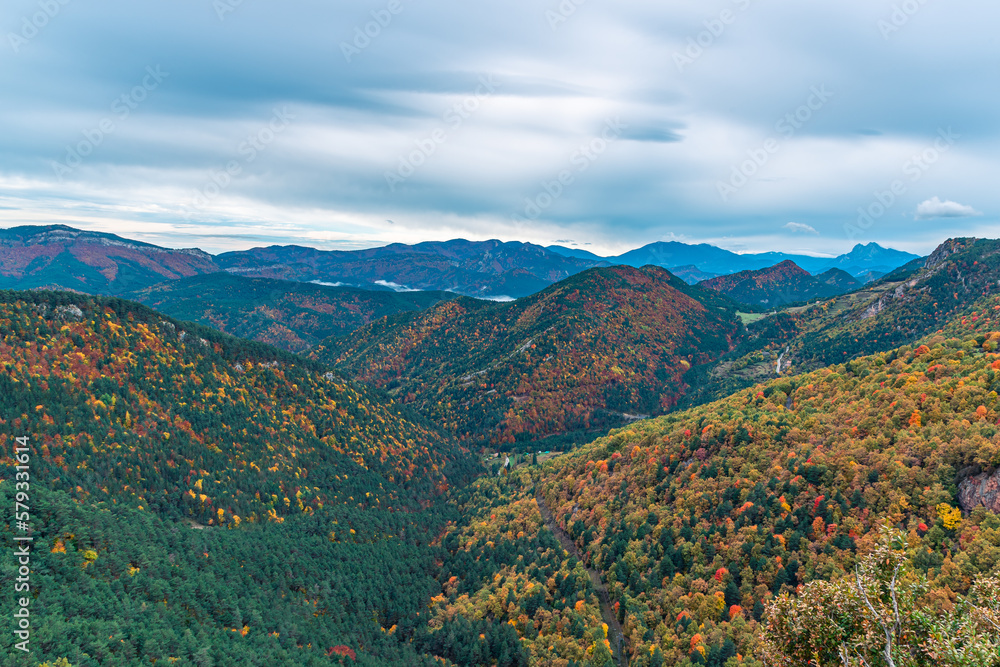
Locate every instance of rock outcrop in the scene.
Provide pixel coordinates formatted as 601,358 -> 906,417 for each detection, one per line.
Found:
958,468 -> 1000,514
924,237 -> 977,271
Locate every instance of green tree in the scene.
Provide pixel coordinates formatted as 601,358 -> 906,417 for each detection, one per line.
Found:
585,625 -> 615,667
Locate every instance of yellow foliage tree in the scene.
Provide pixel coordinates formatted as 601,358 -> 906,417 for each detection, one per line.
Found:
937,503 -> 962,530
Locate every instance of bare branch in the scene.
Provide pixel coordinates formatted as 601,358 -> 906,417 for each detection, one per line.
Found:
838,644 -> 869,667
889,561 -> 902,636
973,608 -> 1000,633
855,565 -> 896,667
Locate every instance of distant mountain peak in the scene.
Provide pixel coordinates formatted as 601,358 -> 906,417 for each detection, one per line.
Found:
770,259 -> 809,274
839,241 -> 918,264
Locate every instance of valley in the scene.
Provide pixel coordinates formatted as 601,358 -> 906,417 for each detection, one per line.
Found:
1,232 -> 999,666
312,265 -> 744,447
127,273 -> 456,354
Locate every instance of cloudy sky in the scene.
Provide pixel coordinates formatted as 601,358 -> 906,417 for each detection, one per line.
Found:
1,0 -> 996,256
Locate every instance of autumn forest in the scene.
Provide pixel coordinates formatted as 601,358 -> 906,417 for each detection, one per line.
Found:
1,233 -> 1000,666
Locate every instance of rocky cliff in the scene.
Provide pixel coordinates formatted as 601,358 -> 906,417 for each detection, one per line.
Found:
958,468 -> 1000,514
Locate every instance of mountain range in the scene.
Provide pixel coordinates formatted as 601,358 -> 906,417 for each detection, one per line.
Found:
0,223 -> 976,441
311,239 -> 999,449
215,239 -> 602,299
548,240 -> 918,281
0,225 -> 917,301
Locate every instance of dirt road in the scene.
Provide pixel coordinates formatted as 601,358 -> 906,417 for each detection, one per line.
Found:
535,493 -> 629,667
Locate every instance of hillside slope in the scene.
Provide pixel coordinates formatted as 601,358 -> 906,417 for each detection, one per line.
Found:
0,290 -> 464,512
686,238 -> 1000,407
814,267 -> 861,292
314,266 -> 744,448
128,273 -> 455,353
0,289 -> 480,665
788,238 -> 1000,368
451,295 -> 1000,665
0,225 -> 219,294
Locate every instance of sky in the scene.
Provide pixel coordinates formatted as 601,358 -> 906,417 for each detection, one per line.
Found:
0,0 -> 997,257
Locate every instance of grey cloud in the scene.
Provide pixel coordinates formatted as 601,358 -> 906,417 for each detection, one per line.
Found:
621,126 -> 684,143
0,0 -> 997,256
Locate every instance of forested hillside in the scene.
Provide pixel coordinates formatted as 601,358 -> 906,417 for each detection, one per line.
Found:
687,238 -> 1000,406
420,473 -> 612,666
0,289 -> 484,665
480,293 -> 1000,665
129,273 -> 455,353
0,484 -> 462,666
314,266 -> 743,448
698,261 -> 858,308
787,238 -> 1000,369
0,290 -> 467,515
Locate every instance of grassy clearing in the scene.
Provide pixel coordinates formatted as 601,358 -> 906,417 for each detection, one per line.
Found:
737,311 -> 769,324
